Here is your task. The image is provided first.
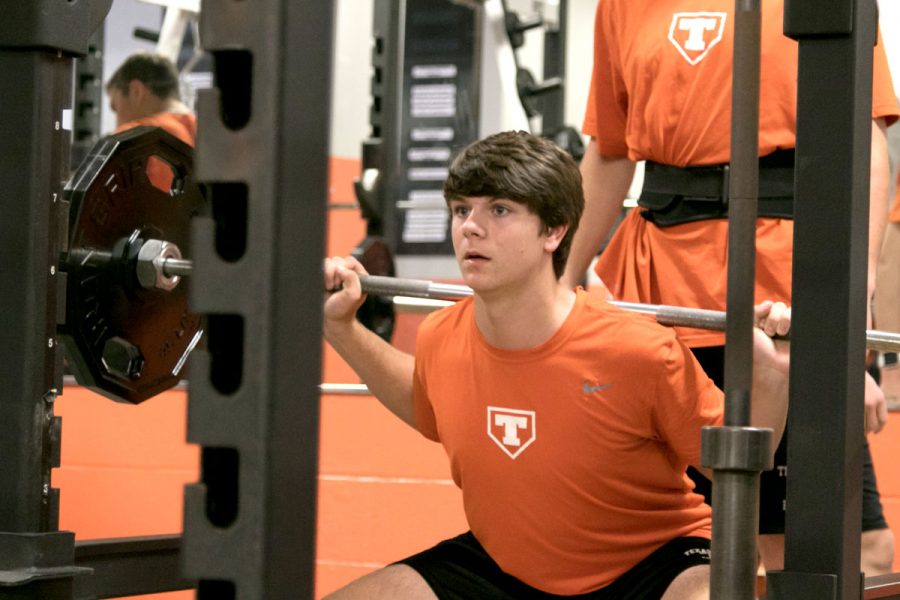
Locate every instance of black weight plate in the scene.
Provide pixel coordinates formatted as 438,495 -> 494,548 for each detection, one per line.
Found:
60,126 -> 204,403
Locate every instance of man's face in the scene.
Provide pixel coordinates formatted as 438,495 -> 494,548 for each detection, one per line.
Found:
449,196 -> 564,295
107,85 -> 140,128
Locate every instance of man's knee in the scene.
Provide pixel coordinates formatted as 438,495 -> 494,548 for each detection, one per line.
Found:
323,564 -> 437,600
661,565 -> 710,600
758,534 -> 785,571
862,528 -> 895,576
758,529 -> 894,577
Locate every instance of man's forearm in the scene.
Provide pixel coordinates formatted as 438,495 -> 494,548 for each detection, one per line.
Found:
751,362 -> 790,457
867,119 -> 890,299
562,140 -> 636,289
324,319 -> 416,426
875,221 -> 900,333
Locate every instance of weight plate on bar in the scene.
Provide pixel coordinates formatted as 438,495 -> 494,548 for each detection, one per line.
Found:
60,126 -> 205,403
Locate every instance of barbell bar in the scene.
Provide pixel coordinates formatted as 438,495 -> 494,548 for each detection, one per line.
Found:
59,128 -> 900,407
120,240 -> 900,353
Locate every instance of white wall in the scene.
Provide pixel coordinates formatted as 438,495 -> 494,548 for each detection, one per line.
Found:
880,0 -> 900,81
878,0 -> 900,171
99,0 -> 596,157
328,0 -> 598,158
100,1 -> 897,167
329,0 -> 375,158
101,0 -> 163,135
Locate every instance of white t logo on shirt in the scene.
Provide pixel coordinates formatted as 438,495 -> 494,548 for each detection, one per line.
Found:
487,407 -> 536,459
669,12 -> 727,65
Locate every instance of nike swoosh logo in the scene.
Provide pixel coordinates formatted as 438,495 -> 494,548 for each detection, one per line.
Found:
583,383 -> 612,394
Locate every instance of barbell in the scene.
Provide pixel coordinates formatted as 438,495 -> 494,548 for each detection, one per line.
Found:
59,127 -> 900,404
123,247 -> 900,353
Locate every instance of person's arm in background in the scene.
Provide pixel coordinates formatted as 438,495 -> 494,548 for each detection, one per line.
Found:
869,119 -> 891,306
560,140 -> 635,291
686,300 -> 792,480
875,169 -> 900,409
864,119 -> 892,433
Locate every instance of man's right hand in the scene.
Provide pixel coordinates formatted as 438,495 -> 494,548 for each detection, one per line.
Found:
864,370 -> 889,434
323,255 -> 369,325
882,368 -> 900,408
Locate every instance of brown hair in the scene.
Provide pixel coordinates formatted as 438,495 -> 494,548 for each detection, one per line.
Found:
443,130 -> 584,278
106,52 -> 181,100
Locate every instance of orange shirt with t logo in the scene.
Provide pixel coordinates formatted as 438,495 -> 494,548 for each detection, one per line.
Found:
583,0 -> 899,346
412,291 -> 723,595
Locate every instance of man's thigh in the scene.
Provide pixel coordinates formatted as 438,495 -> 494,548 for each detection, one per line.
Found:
660,565 -> 709,600
759,529 -> 894,576
323,564 -> 437,600
861,528 -> 895,576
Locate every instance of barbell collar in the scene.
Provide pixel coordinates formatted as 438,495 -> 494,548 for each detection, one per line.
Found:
701,426 -> 774,472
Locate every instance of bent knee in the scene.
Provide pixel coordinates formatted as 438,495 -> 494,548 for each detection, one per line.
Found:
323,564 -> 437,600
862,528 -> 895,576
662,565 -> 710,600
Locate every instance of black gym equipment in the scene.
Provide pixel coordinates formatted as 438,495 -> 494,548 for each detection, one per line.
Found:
702,3 -> 769,598
772,1 -> 883,597
60,126 -> 205,404
1,2 -> 112,597
1,0 -> 333,598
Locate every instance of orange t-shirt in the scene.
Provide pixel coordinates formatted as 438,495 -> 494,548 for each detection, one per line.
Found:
412,290 -> 723,595
583,0 -> 899,346
115,111 -> 197,146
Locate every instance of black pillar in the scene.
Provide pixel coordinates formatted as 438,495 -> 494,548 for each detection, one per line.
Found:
0,2 -> 110,597
767,0 -> 875,598
182,2 -> 334,598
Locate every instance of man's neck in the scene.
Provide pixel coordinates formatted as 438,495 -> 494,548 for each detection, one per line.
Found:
473,279 -> 576,350
159,97 -> 191,115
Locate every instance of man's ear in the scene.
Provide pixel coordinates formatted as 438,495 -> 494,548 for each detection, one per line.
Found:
543,224 -> 569,253
127,79 -> 148,100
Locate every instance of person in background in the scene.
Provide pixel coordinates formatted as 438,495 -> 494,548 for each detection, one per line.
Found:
562,0 -> 900,575
105,51 -> 195,145
876,170 -> 900,408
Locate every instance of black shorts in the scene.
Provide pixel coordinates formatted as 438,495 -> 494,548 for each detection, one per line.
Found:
397,532 -> 710,600
688,346 -> 888,534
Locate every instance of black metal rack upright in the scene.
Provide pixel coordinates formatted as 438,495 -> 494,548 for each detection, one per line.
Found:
0,2 -> 109,597
768,0 -> 877,597
180,1 -> 334,598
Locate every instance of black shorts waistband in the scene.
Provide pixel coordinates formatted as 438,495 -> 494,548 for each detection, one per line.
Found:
638,149 -> 795,227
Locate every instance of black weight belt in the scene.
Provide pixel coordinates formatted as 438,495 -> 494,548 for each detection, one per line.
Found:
638,149 -> 795,227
